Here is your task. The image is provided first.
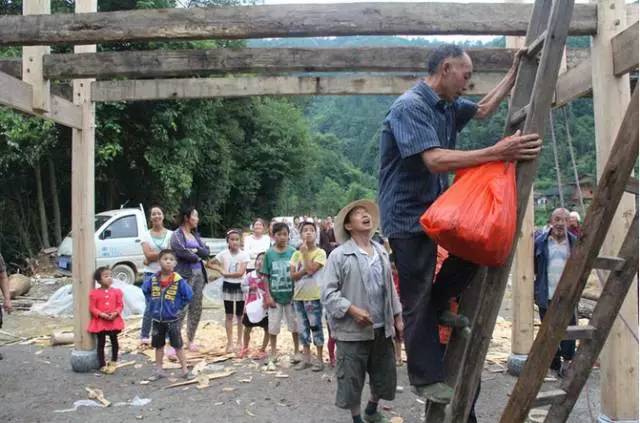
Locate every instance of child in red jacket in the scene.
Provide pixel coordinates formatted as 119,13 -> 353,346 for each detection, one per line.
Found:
88,266 -> 124,373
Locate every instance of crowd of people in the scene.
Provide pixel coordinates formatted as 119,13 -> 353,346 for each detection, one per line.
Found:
1,43 -> 560,422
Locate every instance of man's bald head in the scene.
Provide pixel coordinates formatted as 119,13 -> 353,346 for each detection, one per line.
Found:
549,208 -> 569,240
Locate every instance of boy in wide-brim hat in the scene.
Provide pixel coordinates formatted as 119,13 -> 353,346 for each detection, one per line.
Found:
321,199 -> 404,423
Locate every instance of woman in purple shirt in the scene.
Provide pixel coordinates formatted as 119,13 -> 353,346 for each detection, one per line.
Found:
170,206 -> 210,353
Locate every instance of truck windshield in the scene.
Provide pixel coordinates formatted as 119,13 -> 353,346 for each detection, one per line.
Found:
95,215 -> 110,231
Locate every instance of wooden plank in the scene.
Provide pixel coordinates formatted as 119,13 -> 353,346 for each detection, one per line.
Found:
0,2 -> 600,46
510,104 -> 529,126
500,86 -> 639,423
445,1 -> 567,421
547,213 -> 639,422
0,48 -> 591,80
532,389 -> 567,408
22,0 -> 50,112
593,256 -> 625,271
554,58 -> 592,107
564,325 -> 596,340
612,21 -> 639,76
43,47 -> 517,80
526,30 -> 547,57
0,70 -> 81,129
90,73 -> 505,102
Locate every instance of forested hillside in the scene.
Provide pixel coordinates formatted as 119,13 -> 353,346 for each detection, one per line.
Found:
0,0 -> 598,268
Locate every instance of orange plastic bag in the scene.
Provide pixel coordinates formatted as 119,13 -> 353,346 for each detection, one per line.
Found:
420,161 -> 517,267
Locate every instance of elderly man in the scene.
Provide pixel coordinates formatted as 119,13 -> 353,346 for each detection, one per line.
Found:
534,208 -> 576,377
378,44 -> 542,403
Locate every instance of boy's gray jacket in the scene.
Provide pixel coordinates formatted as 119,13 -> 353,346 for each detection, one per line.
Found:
321,238 -> 402,341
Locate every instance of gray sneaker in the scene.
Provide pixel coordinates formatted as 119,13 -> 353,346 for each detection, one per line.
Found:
363,411 -> 391,423
294,361 -> 312,371
411,382 -> 454,404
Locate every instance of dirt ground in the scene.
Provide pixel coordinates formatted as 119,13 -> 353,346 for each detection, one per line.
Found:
0,277 -> 602,423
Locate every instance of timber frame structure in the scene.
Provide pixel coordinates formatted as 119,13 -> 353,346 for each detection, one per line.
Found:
0,1 -> 637,422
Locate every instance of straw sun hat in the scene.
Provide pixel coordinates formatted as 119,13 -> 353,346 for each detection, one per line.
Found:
334,199 -> 380,244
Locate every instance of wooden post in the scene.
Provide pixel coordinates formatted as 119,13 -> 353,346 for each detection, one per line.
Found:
70,0 -> 97,372
590,1 -> 638,421
506,7 -> 534,375
21,0 -> 50,112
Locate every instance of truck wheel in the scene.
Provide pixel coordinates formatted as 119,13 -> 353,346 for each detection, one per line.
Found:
111,264 -> 136,285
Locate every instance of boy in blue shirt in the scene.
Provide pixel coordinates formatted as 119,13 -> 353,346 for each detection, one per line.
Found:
142,249 -> 194,380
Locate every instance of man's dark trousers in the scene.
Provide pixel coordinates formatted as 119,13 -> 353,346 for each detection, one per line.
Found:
539,306 -> 576,370
390,233 -> 478,386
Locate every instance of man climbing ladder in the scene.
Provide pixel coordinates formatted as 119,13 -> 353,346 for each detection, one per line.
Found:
377,44 -> 541,404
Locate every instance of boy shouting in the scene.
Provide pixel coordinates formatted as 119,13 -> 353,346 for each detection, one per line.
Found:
322,200 -> 403,423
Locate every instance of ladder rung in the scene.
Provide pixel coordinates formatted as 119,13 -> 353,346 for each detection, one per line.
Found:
526,30 -> 548,57
564,325 -> 596,340
594,256 -> 625,271
532,389 -> 567,408
626,177 -> 638,195
510,104 -> 529,127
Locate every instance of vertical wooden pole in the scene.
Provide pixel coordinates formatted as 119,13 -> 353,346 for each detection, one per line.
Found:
70,0 -> 98,372
506,7 -> 534,374
590,1 -> 638,421
22,0 -> 50,112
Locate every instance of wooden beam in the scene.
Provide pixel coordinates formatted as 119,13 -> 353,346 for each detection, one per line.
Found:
612,21 -> 639,76
553,20 -> 638,106
0,2 -> 602,46
43,47 -> 517,80
554,58 -> 592,107
0,70 -> 81,128
0,47 -> 587,80
90,73 -> 505,102
22,0 -> 50,112
70,0 -> 97,361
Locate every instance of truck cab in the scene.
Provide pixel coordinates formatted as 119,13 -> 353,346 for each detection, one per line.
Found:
57,208 -> 148,284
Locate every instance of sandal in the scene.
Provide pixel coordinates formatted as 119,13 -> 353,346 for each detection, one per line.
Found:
182,370 -> 196,380
237,347 -> 249,359
251,350 -> 268,360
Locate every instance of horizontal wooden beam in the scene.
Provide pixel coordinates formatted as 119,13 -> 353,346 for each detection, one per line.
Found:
44,47 -> 517,80
91,73 -> 505,102
0,70 -> 82,128
0,2 -> 609,46
554,58 -> 592,107
612,21 -> 639,76
2,48 -> 589,80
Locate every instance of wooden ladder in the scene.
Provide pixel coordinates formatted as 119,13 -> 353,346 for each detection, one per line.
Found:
500,85 -> 639,422
424,0 -> 576,421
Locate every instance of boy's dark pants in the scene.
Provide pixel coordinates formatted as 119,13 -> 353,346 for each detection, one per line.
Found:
335,328 -> 397,409
390,234 -> 478,387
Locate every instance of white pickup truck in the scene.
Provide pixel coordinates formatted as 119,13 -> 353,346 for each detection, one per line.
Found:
57,207 -> 226,284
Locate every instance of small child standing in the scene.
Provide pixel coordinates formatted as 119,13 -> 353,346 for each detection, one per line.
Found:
212,229 -> 250,353
261,222 -> 300,370
239,252 -> 270,359
290,220 -> 327,371
88,266 -> 124,373
142,249 -> 194,380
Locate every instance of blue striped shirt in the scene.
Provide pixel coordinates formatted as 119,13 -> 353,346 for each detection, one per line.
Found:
378,80 -> 477,238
